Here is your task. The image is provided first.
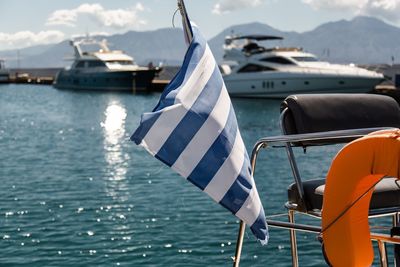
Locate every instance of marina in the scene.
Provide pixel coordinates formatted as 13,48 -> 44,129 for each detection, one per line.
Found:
2,62 -> 400,96
1,0 -> 400,266
2,65 -> 400,98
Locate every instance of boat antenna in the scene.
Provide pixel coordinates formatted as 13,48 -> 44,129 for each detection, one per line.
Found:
172,8 -> 179,28
85,27 -> 90,40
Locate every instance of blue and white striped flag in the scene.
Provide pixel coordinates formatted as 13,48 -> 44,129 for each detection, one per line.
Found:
131,20 -> 268,244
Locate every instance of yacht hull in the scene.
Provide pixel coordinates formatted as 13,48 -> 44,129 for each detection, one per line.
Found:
54,69 -> 158,92
224,73 -> 384,98
0,71 -> 10,83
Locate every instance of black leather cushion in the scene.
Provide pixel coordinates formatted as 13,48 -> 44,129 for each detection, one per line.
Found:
281,94 -> 400,145
288,178 -> 400,212
288,179 -> 324,212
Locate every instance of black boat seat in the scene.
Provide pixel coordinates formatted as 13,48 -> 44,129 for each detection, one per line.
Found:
276,94 -> 400,266
288,177 -> 400,212
281,94 -> 400,146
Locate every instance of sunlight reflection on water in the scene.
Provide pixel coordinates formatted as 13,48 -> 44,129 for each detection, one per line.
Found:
101,101 -> 129,182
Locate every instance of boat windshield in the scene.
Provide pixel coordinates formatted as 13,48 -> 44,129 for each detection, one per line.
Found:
106,60 -> 134,65
260,56 -> 294,65
75,60 -> 106,68
291,56 -> 319,62
88,61 -> 106,67
238,64 -> 276,73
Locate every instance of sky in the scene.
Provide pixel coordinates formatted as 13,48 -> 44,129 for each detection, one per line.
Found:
0,0 -> 400,51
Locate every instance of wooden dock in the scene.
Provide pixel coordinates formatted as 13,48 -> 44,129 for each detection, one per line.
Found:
9,75 -> 54,85
150,79 -> 170,92
8,68 -> 60,85
4,67 -> 178,91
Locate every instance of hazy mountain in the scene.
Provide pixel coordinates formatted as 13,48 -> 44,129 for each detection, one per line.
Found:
292,16 -> 400,64
1,16 -> 399,68
106,28 -> 187,66
0,43 -> 56,67
208,16 -> 400,64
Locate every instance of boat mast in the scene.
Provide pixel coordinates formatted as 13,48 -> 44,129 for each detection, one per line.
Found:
70,40 -> 82,58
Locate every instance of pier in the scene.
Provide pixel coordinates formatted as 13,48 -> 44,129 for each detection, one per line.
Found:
2,66 -> 400,102
8,68 -> 59,85
5,67 -> 179,91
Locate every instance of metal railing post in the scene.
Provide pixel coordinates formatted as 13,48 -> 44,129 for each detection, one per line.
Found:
232,221 -> 246,267
288,210 -> 299,267
232,141 -> 266,267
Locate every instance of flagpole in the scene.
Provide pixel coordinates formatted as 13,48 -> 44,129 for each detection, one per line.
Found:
233,221 -> 246,267
233,142 -> 264,266
177,2 -> 248,266
177,0 -> 193,43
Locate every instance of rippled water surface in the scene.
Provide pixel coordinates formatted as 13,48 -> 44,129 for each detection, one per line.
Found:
0,84 -> 392,266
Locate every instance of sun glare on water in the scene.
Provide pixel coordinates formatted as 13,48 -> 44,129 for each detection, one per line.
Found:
101,101 -> 129,182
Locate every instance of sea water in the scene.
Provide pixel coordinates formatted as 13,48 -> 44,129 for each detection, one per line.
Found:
0,84 -> 393,266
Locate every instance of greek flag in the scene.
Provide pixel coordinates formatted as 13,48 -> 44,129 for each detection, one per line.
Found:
131,21 -> 268,244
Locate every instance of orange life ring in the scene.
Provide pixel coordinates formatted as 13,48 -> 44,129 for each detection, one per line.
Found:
322,129 -> 400,267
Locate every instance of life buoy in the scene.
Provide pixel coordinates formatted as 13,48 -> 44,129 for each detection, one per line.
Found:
321,129 -> 400,267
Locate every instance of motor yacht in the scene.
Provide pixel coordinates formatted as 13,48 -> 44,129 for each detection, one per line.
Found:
0,60 -> 10,83
221,35 -> 384,98
54,38 -> 159,92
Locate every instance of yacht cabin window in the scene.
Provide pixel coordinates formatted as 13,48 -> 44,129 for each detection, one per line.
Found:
106,60 -> 134,65
260,56 -> 294,65
238,64 -> 276,73
75,61 -> 85,68
88,61 -> 106,67
291,56 -> 319,62
76,60 -> 106,68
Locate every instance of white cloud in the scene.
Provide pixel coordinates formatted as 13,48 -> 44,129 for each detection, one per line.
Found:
303,0 -> 400,22
46,3 -> 146,29
47,9 -> 78,27
0,31 -> 65,50
302,0 -> 367,11
71,32 -> 111,39
212,0 -> 264,15
362,0 -> 400,22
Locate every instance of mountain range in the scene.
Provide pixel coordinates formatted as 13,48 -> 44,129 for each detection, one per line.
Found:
1,16 -> 399,68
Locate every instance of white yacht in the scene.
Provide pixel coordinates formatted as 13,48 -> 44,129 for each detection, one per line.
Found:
221,35 -> 384,98
54,38 -> 159,92
0,60 -> 10,83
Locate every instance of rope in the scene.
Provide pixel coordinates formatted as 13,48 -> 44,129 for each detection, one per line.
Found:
171,8 -> 180,28
320,175 -> 386,236
265,213 -> 289,219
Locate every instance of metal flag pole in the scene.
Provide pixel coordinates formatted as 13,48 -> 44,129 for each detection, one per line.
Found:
233,142 -> 265,267
177,0 -> 193,44
233,221 -> 246,267
177,1 -> 247,266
